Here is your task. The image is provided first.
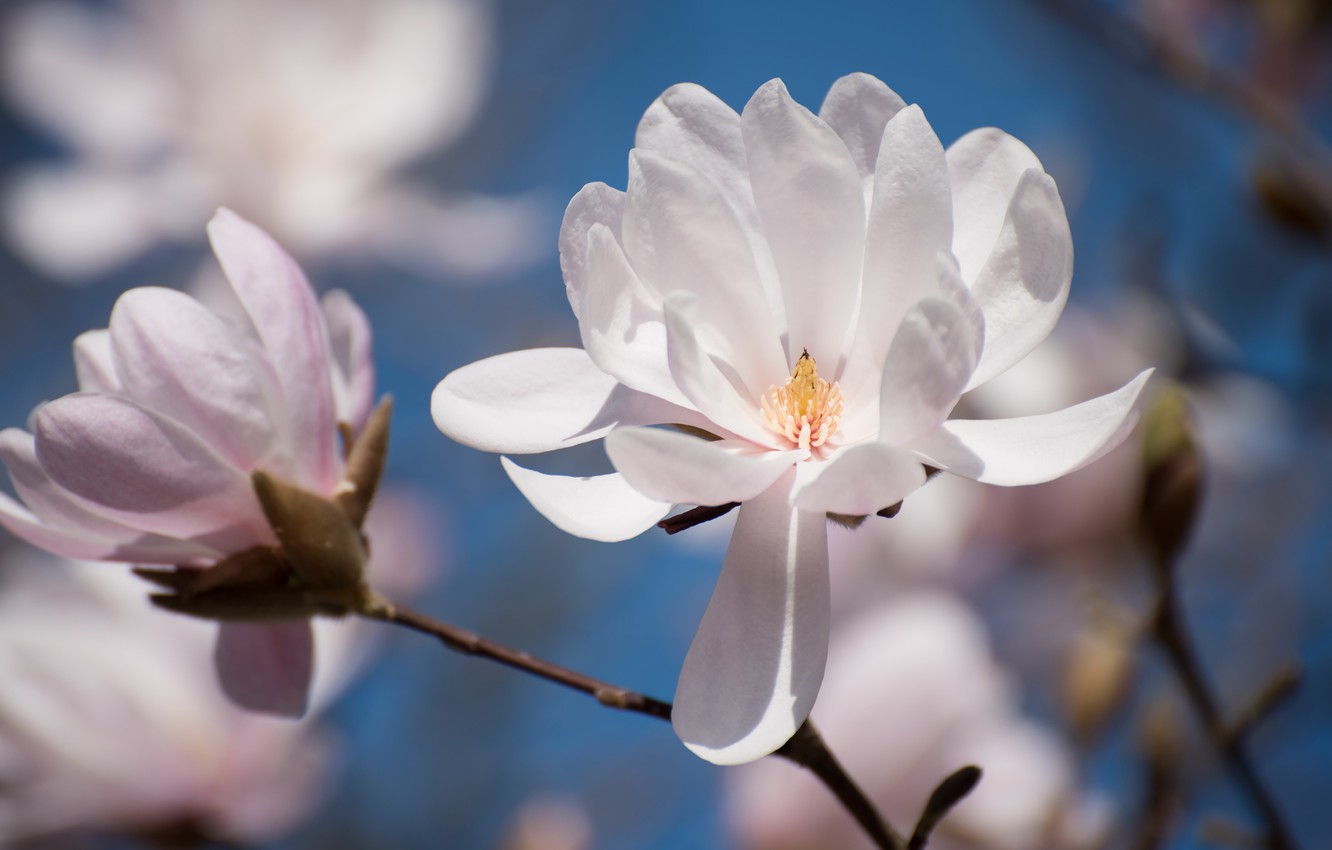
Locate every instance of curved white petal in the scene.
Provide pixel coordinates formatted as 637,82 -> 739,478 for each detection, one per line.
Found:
605,427 -> 798,506
109,286 -> 282,473
662,294 -> 776,446
559,181 -> 625,318
965,170 -> 1073,391
579,224 -> 688,407
913,369 -> 1154,485
793,442 -> 926,515
72,330 -> 121,394
742,79 -> 863,366
207,208 -> 338,493
500,457 -> 670,542
634,82 -> 785,329
842,105 -> 954,405
623,149 -> 786,393
322,289 -> 376,432
817,72 -> 907,183
674,470 -> 829,764
433,347 -> 701,454
878,270 -> 984,445
947,127 -> 1044,283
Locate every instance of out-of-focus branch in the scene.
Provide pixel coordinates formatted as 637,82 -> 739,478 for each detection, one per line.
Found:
1032,0 -> 1332,241
365,600 -> 980,850
1137,388 -> 1302,850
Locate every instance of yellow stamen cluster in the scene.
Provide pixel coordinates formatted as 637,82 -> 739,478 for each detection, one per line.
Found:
761,350 -> 843,453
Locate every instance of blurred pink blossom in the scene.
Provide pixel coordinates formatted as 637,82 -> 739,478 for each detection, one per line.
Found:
0,553 -> 334,846
0,209 -> 377,716
2,0 -> 546,282
0,479 -> 442,845
727,592 -> 1107,850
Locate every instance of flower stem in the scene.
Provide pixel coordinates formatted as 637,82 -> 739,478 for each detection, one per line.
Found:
363,601 -> 928,850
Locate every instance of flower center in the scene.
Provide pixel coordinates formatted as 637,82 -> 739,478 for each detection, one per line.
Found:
761,350 -> 843,453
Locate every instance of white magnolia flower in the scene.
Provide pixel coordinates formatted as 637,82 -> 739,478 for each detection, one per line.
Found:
433,74 -> 1152,764
3,0 -> 542,282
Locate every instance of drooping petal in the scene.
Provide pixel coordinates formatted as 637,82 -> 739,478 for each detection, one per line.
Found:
0,491 -> 202,564
793,442 -> 926,516
817,72 -> 907,183
946,127 -> 1044,283
662,294 -> 776,446
673,470 -> 829,764
109,286 -> 282,472
33,393 -> 272,550
913,370 -> 1154,485
842,105 -> 954,404
560,182 -> 625,318
877,275 -> 984,446
634,82 -> 785,332
207,208 -> 338,493
605,426 -> 798,506
433,347 -> 703,454
214,621 -> 313,718
500,457 -> 671,542
0,428 -> 219,564
622,150 -> 786,393
72,330 -> 121,394
579,224 -> 688,406
963,170 -> 1073,390
321,289 -> 376,432
742,79 -> 864,365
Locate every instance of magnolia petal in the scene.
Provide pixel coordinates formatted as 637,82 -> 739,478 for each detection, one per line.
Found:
914,369 -> 1154,485
817,72 -> 907,182
674,470 -> 829,764
634,82 -> 753,227
433,347 -> 701,454
214,621 -> 314,718
109,286 -> 281,472
635,82 -> 785,331
662,294 -> 775,446
623,150 -> 786,393
964,170 -> 1073,391
322,289 -> 376,432
560,182 -> 626,318
605,426 -> 797,506
500,457 -> 671,542
0,491 -> 162,563
72,330 -> 121,393
433,347 -> 618,454
0,428 -> 218,564
33,393 -> 272,550
579,224 -> 688,407
878,275 -> 983,445
843,105 -> 954,404
793,442 -> 926,515
207,208 -> 338,493
947,127 -> 1044,283
742,79 -> 863,366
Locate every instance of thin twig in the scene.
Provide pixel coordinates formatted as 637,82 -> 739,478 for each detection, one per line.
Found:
363,601 -> 925,850
775,722 -> 908,850
367,603 -> 672,720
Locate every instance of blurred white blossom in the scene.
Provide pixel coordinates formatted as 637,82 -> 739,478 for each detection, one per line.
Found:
3,0 -> 545,282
